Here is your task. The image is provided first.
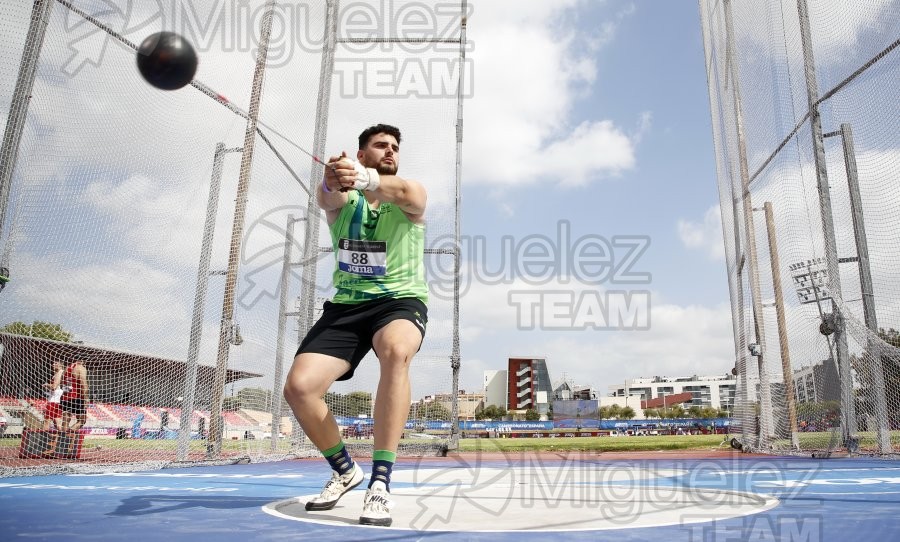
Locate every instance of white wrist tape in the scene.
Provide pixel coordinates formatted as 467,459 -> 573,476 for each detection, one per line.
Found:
352,161 -> 381,191
363,167 -> 380,191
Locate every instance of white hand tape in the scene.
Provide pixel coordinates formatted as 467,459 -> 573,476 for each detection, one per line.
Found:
352,160 -> 370,190
352,161 -> 381,191
364,167 -> 380,191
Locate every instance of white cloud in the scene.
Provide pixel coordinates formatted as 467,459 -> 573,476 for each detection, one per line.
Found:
722,0 -> 897,58
463,0 -> 638,186
540,302 -> 735,389
11,252 -> 190,355
455,271 -> 736,391
633,111 -> 652,144
678,205 -> 725,261
805,0 -> 898,54
584,2 -> 636,52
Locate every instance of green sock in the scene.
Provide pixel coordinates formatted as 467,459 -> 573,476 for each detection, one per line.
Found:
322,441 -> 354,476
369,449 -> 396,490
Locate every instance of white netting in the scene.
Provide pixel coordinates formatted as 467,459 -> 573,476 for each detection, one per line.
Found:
700,0 -> 900,456
0,0 -> 464,475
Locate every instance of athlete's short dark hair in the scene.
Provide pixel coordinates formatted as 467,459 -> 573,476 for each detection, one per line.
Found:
358,124 -> 401,149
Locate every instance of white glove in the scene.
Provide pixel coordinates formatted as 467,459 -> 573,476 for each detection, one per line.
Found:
352,160 -> 381,191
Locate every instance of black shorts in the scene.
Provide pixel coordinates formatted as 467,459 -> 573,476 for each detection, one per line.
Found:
60,397 -> 86,417
296,297 -> 427,381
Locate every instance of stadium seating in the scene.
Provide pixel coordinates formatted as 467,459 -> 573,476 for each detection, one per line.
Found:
223,411 -> 255,426
87,404 -> 117,423
108,404 -> 143,423
0,397 -> 265,434
139,407 -> 162,423
0,396 -> 25,408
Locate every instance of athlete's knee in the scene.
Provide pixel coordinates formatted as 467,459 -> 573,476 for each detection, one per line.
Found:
283,374 -> 320,404
377,340 -> 417,367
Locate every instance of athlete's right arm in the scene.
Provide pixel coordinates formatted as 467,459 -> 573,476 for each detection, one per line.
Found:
318,153 -> 353,222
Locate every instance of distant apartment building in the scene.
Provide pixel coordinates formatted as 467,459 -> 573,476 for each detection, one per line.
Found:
553,379 -> 596,400
608,374 -> 737,411
792,360 -> 840,404
508,357 -> 553,417
426,390 -> 485,420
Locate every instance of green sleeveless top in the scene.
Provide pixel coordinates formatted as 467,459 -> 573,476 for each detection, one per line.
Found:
329,190 -> 428,304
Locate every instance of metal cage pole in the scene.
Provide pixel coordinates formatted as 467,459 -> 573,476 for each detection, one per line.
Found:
796,0 -> 857,448
700,0 -> 753,447
291,0 -> 339,448
447,0 -> 468,452
723,0 -> 774,446
208,0 -> 277,458
0,0 -> 55,278
177,143 -> 241,462
271,215 -> 304,454
825,123 -> 891,453
763,202 -> 800,449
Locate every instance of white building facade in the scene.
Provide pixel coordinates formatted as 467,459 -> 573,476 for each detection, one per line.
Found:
483,370 -> 508,409
608,375 -> 737,411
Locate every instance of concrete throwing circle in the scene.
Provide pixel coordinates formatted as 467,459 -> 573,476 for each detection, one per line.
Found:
262,466 -> 778,532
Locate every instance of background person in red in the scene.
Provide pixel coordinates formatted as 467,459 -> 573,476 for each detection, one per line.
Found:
60,360 -> 89,431
42,361 -> 65,430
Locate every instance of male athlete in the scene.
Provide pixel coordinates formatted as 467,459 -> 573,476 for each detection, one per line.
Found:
58,360 -> 89,457
283,124 -> 428,527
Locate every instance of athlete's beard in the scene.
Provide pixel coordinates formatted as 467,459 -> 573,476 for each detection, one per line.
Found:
375,161 -> 398,175
360,154 -> 398,175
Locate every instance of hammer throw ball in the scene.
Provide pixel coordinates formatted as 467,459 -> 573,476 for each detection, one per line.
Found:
136,32 -> 198,90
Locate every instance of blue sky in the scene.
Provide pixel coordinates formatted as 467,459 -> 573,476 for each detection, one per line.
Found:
453,1 -> 734,394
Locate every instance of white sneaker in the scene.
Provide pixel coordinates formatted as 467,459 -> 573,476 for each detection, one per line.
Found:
359,483 -> 394,527
305,462 -> 364,511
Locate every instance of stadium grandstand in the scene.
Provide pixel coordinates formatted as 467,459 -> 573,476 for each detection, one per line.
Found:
0,332 -> 261,438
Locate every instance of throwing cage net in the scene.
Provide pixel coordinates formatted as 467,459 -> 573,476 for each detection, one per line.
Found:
701,0 -> 899,456
0,0 -> 465,475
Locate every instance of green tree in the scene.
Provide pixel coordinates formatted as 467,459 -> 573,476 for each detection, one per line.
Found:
411,401 -> 452,421
236,387 -> 272,411
608,404 -> 622,419
659,405 -> 686,419
1,320 -> 72,342
524,408 -> 540,421
323,391 -> 373,418
598,405 -> 611,419
620,406 -> 636,420
643,408 -> 659,418
480,404 -> 507,420
324,391 -> 341,414
687,405 -> 703,419
346,391 -> 373,417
